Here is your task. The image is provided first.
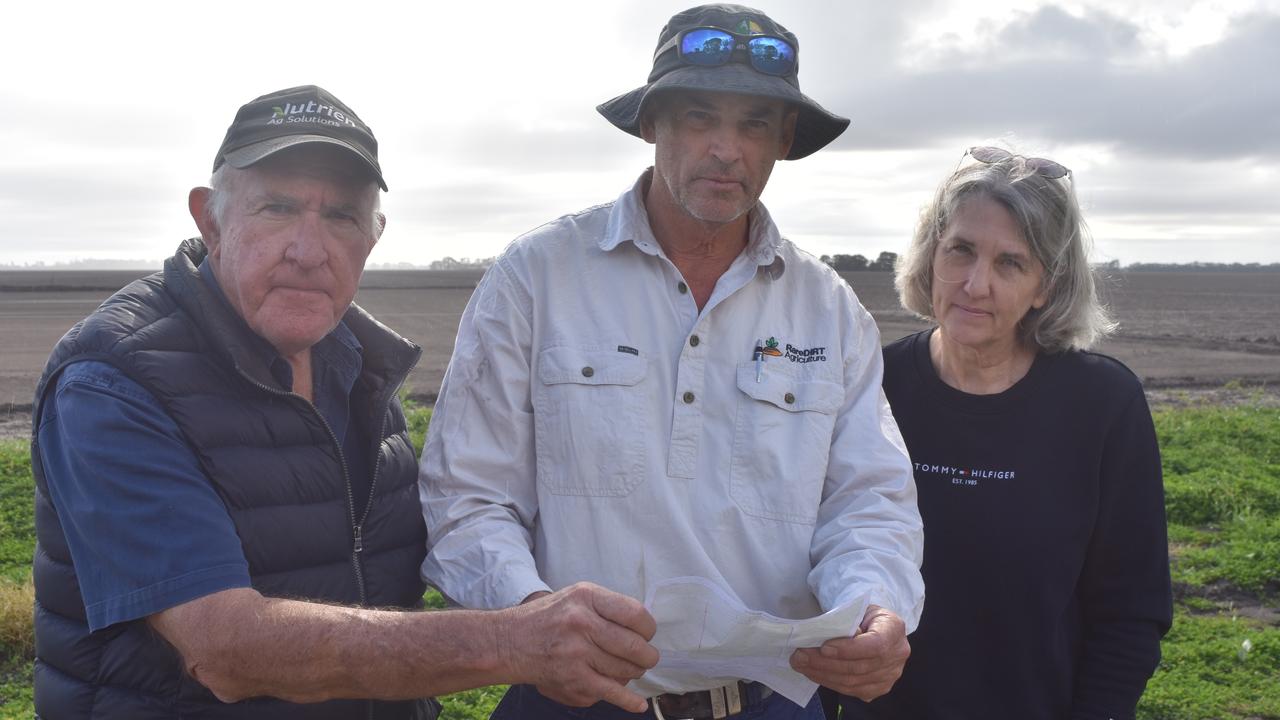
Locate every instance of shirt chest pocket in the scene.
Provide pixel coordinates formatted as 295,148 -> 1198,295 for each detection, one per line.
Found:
730,363 -> 842,525
533,346 -> 649,496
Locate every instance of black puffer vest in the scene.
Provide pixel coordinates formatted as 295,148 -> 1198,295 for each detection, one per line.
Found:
31,239 -> 435,719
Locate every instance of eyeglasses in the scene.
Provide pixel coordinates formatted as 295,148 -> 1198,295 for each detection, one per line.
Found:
968,146 -> 1071,180
656,26 -> 798,77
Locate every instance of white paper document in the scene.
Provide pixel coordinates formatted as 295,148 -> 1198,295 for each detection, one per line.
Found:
628,576 -> 870,707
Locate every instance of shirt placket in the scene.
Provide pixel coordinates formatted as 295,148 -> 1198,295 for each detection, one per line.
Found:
666,251 -> 771,480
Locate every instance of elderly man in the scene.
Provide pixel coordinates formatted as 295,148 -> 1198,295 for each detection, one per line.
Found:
420,6 -> 925,719
31,85 -> 657,720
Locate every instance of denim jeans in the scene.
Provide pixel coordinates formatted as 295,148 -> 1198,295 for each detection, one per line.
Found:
490,684 -> 826,720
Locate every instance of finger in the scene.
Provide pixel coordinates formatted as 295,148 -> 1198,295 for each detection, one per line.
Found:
589,648 -> 653,682
598,681 -> 652,715
591,618 -> 661,669
816,636 -> 860,659
817,629 -> 900,662
589,585 -> 657,639
861,605 -> 906,637
794,662 -> 901,688
789,658 -> 900,699
791,649 -> 890,678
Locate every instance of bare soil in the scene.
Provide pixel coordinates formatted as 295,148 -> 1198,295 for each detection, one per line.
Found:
3,269 -> 1278,437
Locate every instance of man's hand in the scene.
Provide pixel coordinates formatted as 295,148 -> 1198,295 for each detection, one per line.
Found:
789,604 -> 909,701
503,582 -> 659,713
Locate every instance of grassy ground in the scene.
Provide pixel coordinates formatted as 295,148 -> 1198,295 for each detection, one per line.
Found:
0,403 -> 1277,717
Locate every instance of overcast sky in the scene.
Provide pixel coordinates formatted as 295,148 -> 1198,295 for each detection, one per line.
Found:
2,0 -> 1277,267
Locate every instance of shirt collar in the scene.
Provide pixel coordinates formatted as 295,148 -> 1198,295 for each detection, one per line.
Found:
600,168 -> 786,279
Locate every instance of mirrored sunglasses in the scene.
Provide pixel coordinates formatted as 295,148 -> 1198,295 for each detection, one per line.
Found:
969,146 -> 1071,180
658,26 -> 798,77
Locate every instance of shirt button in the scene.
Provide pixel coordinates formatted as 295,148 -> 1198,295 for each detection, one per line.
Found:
689,335 -> 700,347
581,366 -> 594,378
784,392 -> 796,404
683,391 -> 695,404
677,281 -> 689,294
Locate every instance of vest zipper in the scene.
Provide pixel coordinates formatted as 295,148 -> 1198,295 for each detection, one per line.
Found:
235,372 -> 367,604
354,362 -> 415,569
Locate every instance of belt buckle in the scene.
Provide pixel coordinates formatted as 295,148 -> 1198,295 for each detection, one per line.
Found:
651,682 -> 744,720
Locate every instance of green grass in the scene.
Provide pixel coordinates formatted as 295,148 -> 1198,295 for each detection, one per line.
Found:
0,440 -> 34,584
1,404 -> 1277,717
1157,405 -> 1280,597
1143,404 -> 1280,717
0,439 -> 34,714
1139,609 -> 1280,719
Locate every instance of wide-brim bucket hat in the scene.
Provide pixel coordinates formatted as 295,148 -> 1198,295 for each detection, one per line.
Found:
597,4 -> 849,160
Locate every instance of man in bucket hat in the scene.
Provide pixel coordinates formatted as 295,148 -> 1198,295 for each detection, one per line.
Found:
421,5 -> 925,719
31,84 -> 658,720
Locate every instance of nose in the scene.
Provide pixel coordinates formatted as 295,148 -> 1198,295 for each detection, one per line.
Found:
963,260 -> 992,298
707,125 -> 744,166
283,211 -> 330,269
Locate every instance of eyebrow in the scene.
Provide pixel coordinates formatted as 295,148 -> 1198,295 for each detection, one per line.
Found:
942,236 -> 1032,261
745,104 -> 780,119
252,192 -> 363,217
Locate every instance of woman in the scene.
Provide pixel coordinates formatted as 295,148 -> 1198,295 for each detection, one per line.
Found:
839,147 -> 1173,719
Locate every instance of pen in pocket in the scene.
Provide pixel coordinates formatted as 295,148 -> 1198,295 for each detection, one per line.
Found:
753,338 -> 764,383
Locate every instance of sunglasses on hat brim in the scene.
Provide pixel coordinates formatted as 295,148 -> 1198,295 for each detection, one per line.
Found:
656,26 -> 798,77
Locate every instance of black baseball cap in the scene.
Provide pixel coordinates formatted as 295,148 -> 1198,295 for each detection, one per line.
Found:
212,85 -> 387,190
597,4 -> 849,161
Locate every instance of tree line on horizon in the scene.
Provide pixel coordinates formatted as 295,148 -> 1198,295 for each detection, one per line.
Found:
821,252 -> 898,271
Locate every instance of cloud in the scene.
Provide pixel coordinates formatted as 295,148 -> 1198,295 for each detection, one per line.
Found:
830,8 -> 1280,159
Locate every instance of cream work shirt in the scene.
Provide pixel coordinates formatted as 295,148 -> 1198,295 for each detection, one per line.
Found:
420,172 -> 924,636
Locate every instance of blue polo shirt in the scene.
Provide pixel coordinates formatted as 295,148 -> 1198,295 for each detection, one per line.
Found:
37,262 -> 367,632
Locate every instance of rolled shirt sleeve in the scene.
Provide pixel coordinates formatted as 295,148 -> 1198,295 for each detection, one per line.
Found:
809,288 -> 926,629
37,361 -> 251,631
419,260 -> 551,609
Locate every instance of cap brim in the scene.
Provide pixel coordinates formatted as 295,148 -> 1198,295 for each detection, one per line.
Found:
596,63 -> 850,160
222,135 -> 388,191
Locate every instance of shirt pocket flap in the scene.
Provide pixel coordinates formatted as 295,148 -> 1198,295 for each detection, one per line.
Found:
735,363 -> 843,414
539,347 -> 647,386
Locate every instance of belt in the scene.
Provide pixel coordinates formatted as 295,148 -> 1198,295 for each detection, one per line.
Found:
651,681 -> 774,720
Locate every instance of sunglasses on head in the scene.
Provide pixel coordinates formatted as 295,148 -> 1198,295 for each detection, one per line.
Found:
968,146 -> 1071,180
656,26 -> 798,77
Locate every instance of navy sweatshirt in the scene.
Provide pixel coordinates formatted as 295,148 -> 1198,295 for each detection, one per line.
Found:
843,330 -> 1172,720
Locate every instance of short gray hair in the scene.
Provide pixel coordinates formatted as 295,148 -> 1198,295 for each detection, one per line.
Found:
204,165 -> 233,231
895,149 -> 1114,352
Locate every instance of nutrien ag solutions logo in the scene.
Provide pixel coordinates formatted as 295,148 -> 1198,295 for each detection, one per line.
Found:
266,100 -> 358,129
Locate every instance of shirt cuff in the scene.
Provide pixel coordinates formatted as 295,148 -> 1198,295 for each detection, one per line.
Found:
86,563 -> 251,632
494,563 -> 552,609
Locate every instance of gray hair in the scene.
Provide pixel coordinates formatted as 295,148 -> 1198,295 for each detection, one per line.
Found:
895,150 -> 1115,352
203,160 -> 382,234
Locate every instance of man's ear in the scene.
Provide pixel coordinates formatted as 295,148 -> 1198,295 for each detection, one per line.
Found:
373,212 -> 386,244
777,108 -> 799,160
639,113 -> 658,144
189,187 -> 220,257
